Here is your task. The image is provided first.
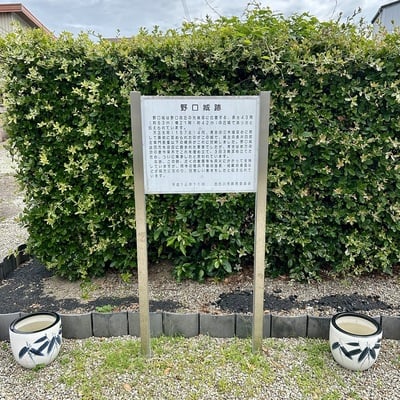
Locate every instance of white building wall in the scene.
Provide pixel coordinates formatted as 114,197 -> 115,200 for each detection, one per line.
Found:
382,3 -> 400,31
374,1 -> 400,32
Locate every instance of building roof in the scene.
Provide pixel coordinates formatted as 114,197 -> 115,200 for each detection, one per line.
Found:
0,3 -> 52,35
372,0 -> 400,24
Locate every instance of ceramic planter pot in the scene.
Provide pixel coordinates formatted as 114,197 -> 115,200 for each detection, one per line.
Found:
9,312 -> 62,369
329,312 -> 382,371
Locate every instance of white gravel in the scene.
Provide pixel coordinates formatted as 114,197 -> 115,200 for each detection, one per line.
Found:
1,336 -> 400,399
0,142 -> 28,260
0,142 -> 15,175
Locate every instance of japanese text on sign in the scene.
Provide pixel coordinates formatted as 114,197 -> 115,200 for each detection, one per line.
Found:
140,96 -> 259,194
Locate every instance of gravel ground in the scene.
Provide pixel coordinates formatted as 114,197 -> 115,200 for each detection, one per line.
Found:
0,142 -> 28,261
1,140 -> 400,399
1,336 -> 400,399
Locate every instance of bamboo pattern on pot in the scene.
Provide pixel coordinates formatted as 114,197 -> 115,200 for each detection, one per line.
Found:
331,338 -> 382,367
18,328 -> 62,362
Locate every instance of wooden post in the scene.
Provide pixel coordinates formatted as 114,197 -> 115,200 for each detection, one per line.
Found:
252,91 -> 270,352
130,91 -> 151,357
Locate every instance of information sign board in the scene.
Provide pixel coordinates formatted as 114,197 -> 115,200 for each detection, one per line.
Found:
140,96 -> 259,194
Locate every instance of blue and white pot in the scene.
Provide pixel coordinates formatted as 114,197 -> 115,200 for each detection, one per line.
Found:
9,312 -> 62,369
329,312 -> 382,371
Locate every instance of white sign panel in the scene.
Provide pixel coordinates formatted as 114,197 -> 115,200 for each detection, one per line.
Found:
141,96 -> 259,194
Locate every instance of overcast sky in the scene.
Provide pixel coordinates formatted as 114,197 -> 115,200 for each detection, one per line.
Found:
2,0 -> 387,37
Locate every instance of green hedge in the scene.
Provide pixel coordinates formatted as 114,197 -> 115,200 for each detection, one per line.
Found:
0,8 -> 399,280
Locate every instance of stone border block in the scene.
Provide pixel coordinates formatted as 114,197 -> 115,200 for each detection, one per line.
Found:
200,314 -> 235,338
92,311 -> 128,337
0,255 -> 16,280
61,313 -> 92,339
381,316 -> 400,340
0,244 -> 30,281
307,316 -> 331,339
163,312 -> 199,337
0,313 -> 20,341
128,312 -> 163,337
263,314 -> 272,338
235,314 -> 252,338
0,262 -> 4,280
271,315 -> 307,338
15,244 -> 29,266
1,312 -> 400,341
235,314 -> 272,338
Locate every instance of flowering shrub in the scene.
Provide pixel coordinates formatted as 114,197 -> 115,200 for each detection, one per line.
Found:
0,7 -> 399,280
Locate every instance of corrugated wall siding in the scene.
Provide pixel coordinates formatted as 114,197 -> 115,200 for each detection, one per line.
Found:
0,13 -> 29,141
0,14 -> 12,35
381,3 -> 400,32
0,13 -> 31,36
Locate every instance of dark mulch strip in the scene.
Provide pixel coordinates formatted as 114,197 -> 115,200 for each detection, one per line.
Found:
1,259 -> 397,315
0,259 -> 181,314
214,290 -> 394,314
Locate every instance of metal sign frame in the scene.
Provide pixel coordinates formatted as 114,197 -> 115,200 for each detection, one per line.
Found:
130,91 -> 270,356
139,95 -> 260,194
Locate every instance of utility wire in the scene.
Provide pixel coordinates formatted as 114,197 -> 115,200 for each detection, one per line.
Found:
181,0 -> 191,21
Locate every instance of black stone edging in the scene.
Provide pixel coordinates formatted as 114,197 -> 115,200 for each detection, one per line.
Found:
0,244 -> 29,281
1,311 -> 399,342
1,245 -> 399,342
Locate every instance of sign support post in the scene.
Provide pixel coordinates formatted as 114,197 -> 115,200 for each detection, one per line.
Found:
131,91 -> 151,357
130,91 -> 270,356
252,91 -> 270,352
